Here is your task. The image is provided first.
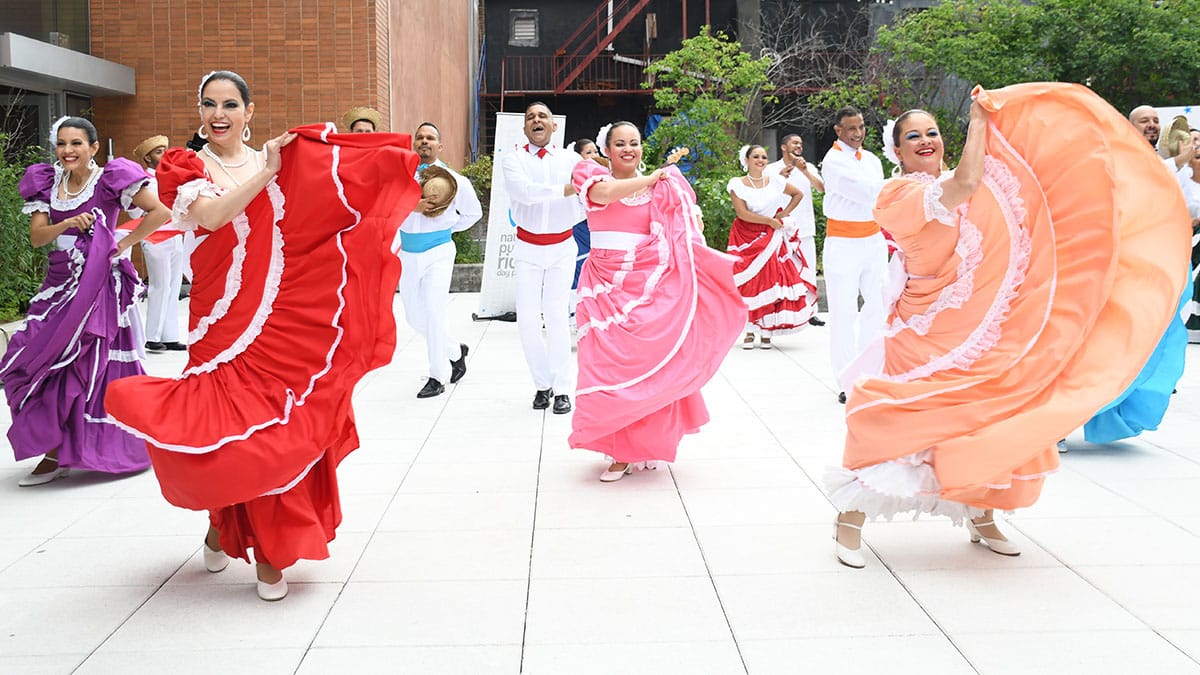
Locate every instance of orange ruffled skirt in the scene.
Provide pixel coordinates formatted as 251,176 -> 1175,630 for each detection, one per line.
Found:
828,83 -> 1190,519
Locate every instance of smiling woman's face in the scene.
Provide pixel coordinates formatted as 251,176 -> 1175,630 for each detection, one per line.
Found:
895,112 -> 943,176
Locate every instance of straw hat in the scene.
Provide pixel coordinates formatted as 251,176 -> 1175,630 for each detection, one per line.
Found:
418,165 -> 458,217
132,135 -> 169,164
342,106 -> 382,132
1162,115 -> 1192,157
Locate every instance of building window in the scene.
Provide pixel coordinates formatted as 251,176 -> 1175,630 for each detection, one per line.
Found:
509,9 -> 539,48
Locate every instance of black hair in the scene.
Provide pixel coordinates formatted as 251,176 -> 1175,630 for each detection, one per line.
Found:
186,132 -> 208,151
573,137 -> 596,151
834,106 -> 863,125
415,122 -> 441,139
779,133 -> 801,146
55,117 -> 99,145
601,121 -> 639,150
525,100 -> 552,114
200,70 -> 252,105
891,109 -> 935,148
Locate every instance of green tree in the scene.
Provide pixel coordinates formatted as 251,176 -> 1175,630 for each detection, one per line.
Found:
643,27 -> 775,247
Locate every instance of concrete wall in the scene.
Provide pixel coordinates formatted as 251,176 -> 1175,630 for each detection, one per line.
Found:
389,2 -> 474,167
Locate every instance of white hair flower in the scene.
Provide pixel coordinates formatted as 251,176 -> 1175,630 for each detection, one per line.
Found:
738,144 -> 751,171
595,123 -> 613,157
48,115 -> 70,146
197,70 -> 219,105
882,119 -> 900,167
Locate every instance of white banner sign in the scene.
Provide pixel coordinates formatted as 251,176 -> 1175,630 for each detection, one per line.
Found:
476,112 -> 567,318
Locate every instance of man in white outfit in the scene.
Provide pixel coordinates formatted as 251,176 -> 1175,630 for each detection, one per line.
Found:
500,102 -> 582,414
766,132 -> 826,326
391,122 -> 482,398
133,135 -> 186,353
820,107 -> 886,403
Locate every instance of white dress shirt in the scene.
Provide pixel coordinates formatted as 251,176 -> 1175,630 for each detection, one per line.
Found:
500,143 -> 583,234
820,143 -> 885,223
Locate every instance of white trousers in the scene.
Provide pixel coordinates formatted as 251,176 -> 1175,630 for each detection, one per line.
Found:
142,237 -> 185,343
515,238 -> 575,392
799,234 -> 817,275
399,243 -> 462,384
823,233 -> 888,382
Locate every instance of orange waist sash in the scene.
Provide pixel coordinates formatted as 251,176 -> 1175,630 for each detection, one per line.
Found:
826,218 -> 880,238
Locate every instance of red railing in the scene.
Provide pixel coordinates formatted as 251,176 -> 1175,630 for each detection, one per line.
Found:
501,54 -> 664,96
551,0 -> 654,92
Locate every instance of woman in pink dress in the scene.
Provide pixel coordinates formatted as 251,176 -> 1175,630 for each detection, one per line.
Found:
569,122 -> 746,481
726,144 -> 819,348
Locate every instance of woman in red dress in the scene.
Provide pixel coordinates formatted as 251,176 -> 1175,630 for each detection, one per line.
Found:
105,71 -> 420,600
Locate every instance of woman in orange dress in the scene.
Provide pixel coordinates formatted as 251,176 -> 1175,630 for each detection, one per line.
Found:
826,83 -> 1190,568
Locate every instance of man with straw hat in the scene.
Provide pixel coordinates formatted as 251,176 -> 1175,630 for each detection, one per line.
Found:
389,123 -> 482,398
131,134 -> 186,352
342,107 -> 383,134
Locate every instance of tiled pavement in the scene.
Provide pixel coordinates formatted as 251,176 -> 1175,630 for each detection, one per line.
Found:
2,293 -> 1199,674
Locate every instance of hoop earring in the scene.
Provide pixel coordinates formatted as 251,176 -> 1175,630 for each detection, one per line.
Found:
242,125 -> 251,142
198,125 -> 209,140
88,158 -> 98,171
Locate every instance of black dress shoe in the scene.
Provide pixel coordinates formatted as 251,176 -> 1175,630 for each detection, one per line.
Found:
162,341 -> 188,351
838,391 -> 847,404
145,341 -> 166,352
450,343 -> 469,383
417,378 -> 445,398
552,394 -> 572,414
808,316 -> 826,326
532,388 -> 553,409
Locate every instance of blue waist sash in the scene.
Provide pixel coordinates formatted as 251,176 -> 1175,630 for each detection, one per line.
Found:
400,228 -> 453,253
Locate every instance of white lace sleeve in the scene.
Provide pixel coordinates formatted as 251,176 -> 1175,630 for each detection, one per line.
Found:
171,177 -> 225,231
22,200 -> 50,215
119,178 -> 151,212
923,178 -> 956,225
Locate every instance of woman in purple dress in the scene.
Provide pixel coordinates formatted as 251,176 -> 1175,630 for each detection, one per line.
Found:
1,116 -> 171,486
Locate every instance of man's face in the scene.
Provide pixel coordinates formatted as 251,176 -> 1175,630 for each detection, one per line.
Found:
1130,107 -> 1160,145
835,115 -> 866,149
145,146 -> 166,170
414,125 -> 442,162
781,136 -> 803,159
350,120 -> 375,134
523,104 -> 555,147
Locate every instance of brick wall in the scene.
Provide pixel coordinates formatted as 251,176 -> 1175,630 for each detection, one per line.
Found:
87,1 -> 471,169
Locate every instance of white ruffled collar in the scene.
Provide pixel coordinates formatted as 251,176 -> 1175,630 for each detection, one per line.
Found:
50,163 -> 101,211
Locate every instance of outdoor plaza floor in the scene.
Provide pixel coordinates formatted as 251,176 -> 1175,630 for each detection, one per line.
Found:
1,292 -> 1199,674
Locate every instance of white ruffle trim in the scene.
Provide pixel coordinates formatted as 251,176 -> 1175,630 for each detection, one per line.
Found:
50,164 -> 99,211
576,220 -> 670,340
22,200 -> 50,215
171,178 -> 226,231
576,175 -> 705,396
824,451 -> 984,525
576,174 -> 613,212
921,176 -> 956,225
119,178 -> 150,212
186,212 -> 250,346
882,156 -> 1031,382
183,181 -> 286,376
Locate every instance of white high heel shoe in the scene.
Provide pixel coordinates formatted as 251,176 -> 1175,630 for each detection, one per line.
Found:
599,463 -> 633,482
966,519 -> 1021,556
833,517 -> 866,569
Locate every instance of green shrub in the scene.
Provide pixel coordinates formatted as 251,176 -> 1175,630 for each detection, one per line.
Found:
453,155 -> 491,264
0,136 -> 48,322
